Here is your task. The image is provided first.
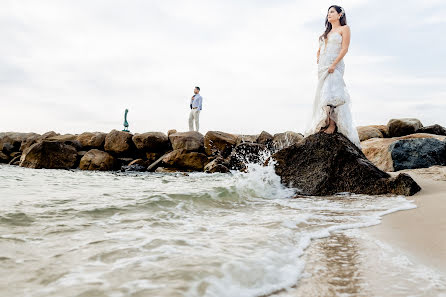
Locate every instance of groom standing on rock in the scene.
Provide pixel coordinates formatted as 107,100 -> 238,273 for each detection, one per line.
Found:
189,86 -> 202,132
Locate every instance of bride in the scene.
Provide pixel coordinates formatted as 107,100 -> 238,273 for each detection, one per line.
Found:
304,5 -> 361,148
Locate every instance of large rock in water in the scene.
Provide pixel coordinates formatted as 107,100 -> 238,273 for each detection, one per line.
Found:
387,118 -> 423,137
162,149 -> 209,170
169,131 -> 204,151
361,133 -> 446,172
272,132 -> 421,196
104,130 -> 134,155
79,149 -> 115,171
19,141 -> 77,169
204,131 -> 237,157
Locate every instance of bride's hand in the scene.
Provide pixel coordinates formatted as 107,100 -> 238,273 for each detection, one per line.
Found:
328,64 -> 336,73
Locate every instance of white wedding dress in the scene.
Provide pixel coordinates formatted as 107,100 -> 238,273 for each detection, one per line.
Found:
304,31 -> 361,148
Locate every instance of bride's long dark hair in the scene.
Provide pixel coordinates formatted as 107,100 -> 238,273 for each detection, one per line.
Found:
319,5 -> 347,42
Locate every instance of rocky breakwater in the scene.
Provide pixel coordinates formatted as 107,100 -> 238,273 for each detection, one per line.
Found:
0,129 -> 304,174
271,132 -> 421,196
357,118 -> 446,172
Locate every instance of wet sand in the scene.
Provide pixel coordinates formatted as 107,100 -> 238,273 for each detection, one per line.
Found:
365,166 -> 446,274
271,166 -> 446,297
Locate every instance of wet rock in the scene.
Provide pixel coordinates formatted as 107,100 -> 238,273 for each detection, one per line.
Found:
387,118 -> 423,137
162,149 -> 209,171
204,157 -> 230,173
272,131 -> 304,151
146,152 -> 163,163
361,133 -> 446,172
0,132 -> 40,153
76,132 -> 106,150
416,124 -> 446,136
227,143 -> 268,171
272,132 -> 421,196
390,138 -> 446,171
0,152 -> 10,163
132,132 -> 169,152
204,131 -> 238,157
235,134 -> 258,146
8,155 -> 21,166
257,131 -> 273,146
104,130 -> 134,155
121,164 -> 146,172
79,149 -> 116,171
121,158 -> 149,172
357,126 -> 384,142
10,151 -> 21,158
19,141 -> 78,169
169,131 -> 204,151
116,158 -> 134,168
147,151 -> 172,172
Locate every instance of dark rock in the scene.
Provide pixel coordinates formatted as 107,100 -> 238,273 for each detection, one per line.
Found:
361,133 -> 446,172
0,152 -> 10,163
76,132 -> 106,150
162,149 -> 209,171
204,157 -> 230,173
147,151 -> 172,172
227,143 -> 268,171
204,131 -> 238,157
19,141 -> 77,169
104,130 -> 134,155
8,155 -> 21,166
132,132 -> 169,152
116,158 -> 134,168
387,118 -> 423,137
10,151 -> 21,158
272,132 -> 421,196
169,131 -> 204,151
0,132 -> 39,153
390,138 -> 446,171
416,124 -> 446,136
121,159 -> 149,172
79,149 -> 116,171
146,152 -> 163,163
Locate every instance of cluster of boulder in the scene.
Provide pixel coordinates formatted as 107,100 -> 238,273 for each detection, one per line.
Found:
357,118 -> 446,172
1,117 -> 443,197
0,129 -> 303,174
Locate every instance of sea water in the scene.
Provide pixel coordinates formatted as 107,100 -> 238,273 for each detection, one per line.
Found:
0,163 -> 445,297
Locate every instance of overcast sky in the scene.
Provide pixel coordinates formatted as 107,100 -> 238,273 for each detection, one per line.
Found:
1,0 -> 445,135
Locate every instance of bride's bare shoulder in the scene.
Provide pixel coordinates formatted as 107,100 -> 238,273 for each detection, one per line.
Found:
341,25 -> 351,34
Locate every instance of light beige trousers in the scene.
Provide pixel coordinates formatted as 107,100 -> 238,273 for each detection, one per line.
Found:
188,109 -> 200,131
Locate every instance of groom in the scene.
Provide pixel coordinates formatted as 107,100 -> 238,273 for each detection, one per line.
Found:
189,86 -> 202,132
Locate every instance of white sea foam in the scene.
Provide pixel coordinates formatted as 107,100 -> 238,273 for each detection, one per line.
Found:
0,164 -> 438,297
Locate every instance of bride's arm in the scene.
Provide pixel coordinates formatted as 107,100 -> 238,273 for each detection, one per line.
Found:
332,25 -> 351,66
317,47 -> 320,64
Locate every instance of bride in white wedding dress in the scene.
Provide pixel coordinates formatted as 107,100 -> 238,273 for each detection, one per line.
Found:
304,5 -> 361,148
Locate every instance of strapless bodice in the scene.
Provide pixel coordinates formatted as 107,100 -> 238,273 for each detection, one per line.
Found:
319,32 -> 342,57
318,32 -> 344,75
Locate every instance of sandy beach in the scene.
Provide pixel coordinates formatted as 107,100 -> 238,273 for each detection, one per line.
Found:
366,166 -> 446,274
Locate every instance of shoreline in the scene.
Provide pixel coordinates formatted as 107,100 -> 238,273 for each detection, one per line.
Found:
364,166 -> 446,274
